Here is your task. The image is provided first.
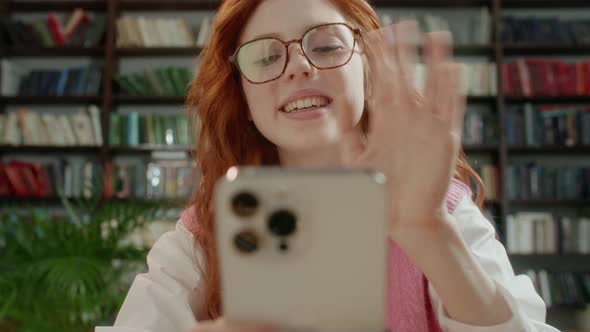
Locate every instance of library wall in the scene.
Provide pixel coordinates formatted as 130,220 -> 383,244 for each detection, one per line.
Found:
1,0 -> 589,331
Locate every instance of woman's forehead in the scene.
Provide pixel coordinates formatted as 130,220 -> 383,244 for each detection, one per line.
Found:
239,0 -> 347,44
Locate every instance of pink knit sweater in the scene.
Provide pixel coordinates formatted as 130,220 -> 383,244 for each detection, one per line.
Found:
387,178 -> 470,332
181,178 -> 471,332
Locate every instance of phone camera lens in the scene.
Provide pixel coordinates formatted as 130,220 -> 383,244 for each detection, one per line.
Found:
232,192 -> 259,217
268,209 -> 297,237
233,230 -> 259,254
279,241 -> 289,252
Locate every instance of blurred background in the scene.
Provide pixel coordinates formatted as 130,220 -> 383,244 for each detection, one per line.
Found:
0,0 -> 589,331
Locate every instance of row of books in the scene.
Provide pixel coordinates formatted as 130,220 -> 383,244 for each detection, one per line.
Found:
1,105 -> 103,146
109,112 -> 192,147
116,16 -> 211,48
105,159 -> 195,200
1,60 -> 103,97
506,164 -> 590,200
1,9 -> 105,47
507,212 -> 590,254
501,16 -> 590,45
414,62 -> 496,96
505,104 -> 590,146
113,66 -> 193,96
523,270 -> 590,308
0,159 -> 101,198
462,109 -> 497,145
2,61 -> 493,98
502,59 -> 590,97
380,9 -> 491,45
0,158 -> 197,200
472,164 -> 500,200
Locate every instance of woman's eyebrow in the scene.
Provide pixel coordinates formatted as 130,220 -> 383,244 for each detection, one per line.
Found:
247,32 -> 281,41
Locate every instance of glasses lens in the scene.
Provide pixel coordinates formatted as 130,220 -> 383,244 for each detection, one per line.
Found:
236,38 -> 286,83
302,24 -> 355,69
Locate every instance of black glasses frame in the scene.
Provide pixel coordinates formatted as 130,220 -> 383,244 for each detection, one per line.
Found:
229,22 -> 362,84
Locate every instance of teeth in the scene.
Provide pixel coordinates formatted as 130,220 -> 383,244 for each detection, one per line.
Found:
283,96 -> 330,113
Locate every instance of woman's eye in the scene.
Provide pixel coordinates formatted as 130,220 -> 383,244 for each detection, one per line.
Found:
255,54 -> 281,65
313,45 -> 344,53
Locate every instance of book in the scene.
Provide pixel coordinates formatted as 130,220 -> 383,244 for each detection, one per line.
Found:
2,12 -> 104,48
109,112 -> 191,147
47,12 -> 66,46
1,60 -> 28,95
104,158 -> 195,200
16,64 -> 103,97
502,16 -> 590,45
114,66 -> 192,97
504,104 -> 590,147
63,8 -> 90,38
116,16 -> 200,48
0,106 -> 102,146
503,59 -> 590,97
508,212 -> 590,255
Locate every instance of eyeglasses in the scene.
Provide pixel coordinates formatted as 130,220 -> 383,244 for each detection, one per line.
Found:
229,23 -> 361,84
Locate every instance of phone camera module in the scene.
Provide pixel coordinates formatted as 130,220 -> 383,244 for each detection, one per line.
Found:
268,209 -> 297,237
233,229 -> 259,254
232,191 -> 259,217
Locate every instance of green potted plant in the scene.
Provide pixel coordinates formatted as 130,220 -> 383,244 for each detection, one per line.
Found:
0,194 -> 166,332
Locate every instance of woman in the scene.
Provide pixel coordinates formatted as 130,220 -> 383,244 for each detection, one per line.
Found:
97,0 -> 560,331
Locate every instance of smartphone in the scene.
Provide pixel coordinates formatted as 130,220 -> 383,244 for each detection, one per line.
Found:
214,167 -> 388,332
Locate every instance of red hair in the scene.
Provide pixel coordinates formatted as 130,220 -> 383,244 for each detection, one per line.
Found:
185,0 -> 485,319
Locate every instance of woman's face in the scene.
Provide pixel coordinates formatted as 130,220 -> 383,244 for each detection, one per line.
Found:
238,0 -> 365,152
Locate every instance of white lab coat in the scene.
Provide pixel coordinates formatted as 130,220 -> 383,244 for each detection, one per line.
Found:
96,195 -> 561,332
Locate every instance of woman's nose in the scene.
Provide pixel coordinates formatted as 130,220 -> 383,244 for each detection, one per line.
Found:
283,42 -> 313,81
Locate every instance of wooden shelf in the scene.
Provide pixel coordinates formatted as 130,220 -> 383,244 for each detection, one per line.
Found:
116,47 -> 202,57
0,145 -> 102,154
454,44 -> 495,56
112,95 -> 186,104
463,144 -> 498,153
505,96 -> 590,104
4,47 -> 104,57
119,0 -> 220,11
548,304 -> 588,310
502,0 -> 590,8
0,196 -> 188,206
0,96 -> 102,105
112,95 -> 491,105
484,199 -> 501,206
510,199 -> 590,206
109,146 -> 193,153
508,145 -> 590,155
509,254 -> 590,272
503,44 -> 590,56
467,96 -> 496,103
370,0 -> 491,7
8,1 -> 107,11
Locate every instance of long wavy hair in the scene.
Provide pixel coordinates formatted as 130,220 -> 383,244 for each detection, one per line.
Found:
185,0 -> 486,320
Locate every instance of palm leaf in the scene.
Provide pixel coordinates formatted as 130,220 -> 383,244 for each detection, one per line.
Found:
0,186 -> 170,332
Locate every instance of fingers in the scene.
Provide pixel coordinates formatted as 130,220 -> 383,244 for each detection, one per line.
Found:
192,319 -> 279,332
393,20 -> 420,92
423,30 -> 453,109
451,67 -> 467,137
439,62 -> 464,133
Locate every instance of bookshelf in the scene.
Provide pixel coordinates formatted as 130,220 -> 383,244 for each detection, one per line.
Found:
1,0 -> 590,315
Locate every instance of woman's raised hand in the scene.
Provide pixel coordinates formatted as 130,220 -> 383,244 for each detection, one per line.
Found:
341,20 -> 466,242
